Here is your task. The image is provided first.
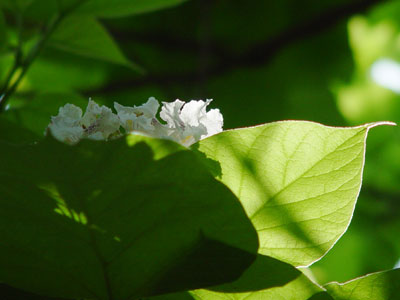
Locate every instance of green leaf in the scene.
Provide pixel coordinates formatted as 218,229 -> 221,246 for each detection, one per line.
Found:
190,274 -> 321,300
0,283 -> 64,300
324,269 -> 400,300
147,292 -> 195,300
307,292 -> 335,300
189,254 -> 323,300
3,93 -> 88,137
0,117 -> 40,143
148,254 -> 323,300
0,133 -> 258,299
48,15 -> 141,71
76,0 -> 188,18
26,55 -> 109,92
309,209 -> 399,284
196,121 -> 393,266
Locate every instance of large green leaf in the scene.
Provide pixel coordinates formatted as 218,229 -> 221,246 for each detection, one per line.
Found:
48,15 -> 140,70
196,121 -> 392,266
0,131 -> 258,300
0,283 -> 64,300
76,0 -> 188,18
0,117 -> 40,143
324,269 -> 400,300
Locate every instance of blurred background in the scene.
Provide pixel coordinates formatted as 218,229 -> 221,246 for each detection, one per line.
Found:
0,0 -> 399,285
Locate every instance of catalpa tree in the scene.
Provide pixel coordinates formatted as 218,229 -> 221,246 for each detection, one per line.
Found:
0,0 -> 399,300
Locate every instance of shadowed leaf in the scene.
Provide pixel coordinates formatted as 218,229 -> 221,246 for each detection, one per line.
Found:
0,126 -> 258,300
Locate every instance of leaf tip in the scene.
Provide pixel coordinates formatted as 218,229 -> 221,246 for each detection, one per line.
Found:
365,121 -> 397,129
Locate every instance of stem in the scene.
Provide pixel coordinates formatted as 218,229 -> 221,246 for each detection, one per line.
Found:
0,13 -> 63,112
0,13 -> 24,100
0,0 -> 89,112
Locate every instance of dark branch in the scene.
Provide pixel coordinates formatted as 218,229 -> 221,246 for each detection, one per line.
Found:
87,0 -> 385,96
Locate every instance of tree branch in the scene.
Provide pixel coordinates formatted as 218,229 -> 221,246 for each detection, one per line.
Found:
89,0 -> 385,96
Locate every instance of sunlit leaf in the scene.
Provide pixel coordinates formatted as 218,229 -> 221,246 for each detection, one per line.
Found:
196,121 -> 393,266
309,203 -> 399,284
324,269 -> 400,300
0,130 -> 258,299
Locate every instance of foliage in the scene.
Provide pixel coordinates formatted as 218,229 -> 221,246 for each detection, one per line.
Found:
0,0 -> 399,299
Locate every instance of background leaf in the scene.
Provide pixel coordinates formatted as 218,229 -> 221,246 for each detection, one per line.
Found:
76,0 -> 188,18
48,15 -> 140,70
196,121 -> 390,266
0,132 -> 258,299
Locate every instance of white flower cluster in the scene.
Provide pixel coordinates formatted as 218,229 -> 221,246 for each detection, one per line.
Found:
48,97 -> 223,147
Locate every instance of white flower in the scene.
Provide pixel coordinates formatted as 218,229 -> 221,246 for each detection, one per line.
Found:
81,100 -> 120,140
48,100 -> 120,144
48,104 -> 84,145
160,99 -> 223,146
47,97 -> 223,146
114,97 -> 159,133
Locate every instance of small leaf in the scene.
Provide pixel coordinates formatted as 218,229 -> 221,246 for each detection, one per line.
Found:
190,273 -> 321,300
196,121 -> 394,266
0,131 -> 258,300
190,254 -> 323,300
148,254 -> 323,300
48,15 -> 141,71
324,269 -> 400,300
76,0 -> 188,18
